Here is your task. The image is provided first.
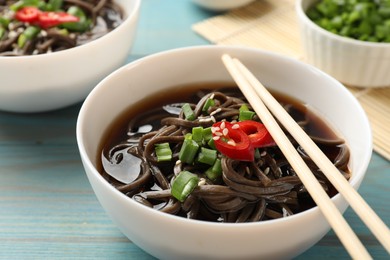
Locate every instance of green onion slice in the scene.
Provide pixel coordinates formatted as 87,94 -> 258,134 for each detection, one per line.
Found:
48,0 -> 63,11
18,26 -> 41,48
202,98 -> 215,114
239,104 -> 255,121
182,103 -> 195,121
0,27 -> 5,40
179,138 -> 199,164
192,126 -> 203,143
155,142 -> 172,162
205,158 -> 222,181
197,147 -> 217,165
0,17 -> 10,28
202,127 -> 213,142
207,138 -> 216,150
171,171 -> 199,202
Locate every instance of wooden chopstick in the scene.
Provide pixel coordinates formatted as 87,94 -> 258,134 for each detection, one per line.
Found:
222,54 -> 389,259
223,54 -> 390,255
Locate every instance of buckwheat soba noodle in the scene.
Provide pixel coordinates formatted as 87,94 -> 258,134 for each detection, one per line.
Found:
0,0 -> 123,56
99,84 -> 350,223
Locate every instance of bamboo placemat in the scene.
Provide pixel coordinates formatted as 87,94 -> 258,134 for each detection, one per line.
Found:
192,0 -> 390,161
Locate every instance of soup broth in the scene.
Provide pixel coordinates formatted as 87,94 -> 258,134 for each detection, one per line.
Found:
98,83 -> 350,223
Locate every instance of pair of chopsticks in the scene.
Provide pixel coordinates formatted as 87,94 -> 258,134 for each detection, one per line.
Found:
221,54 -> 390,260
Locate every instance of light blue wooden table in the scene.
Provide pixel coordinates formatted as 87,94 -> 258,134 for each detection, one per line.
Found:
0,1 -> 389,259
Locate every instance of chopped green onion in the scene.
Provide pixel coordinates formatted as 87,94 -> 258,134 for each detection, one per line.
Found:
48,0 -> 63,11
205,158 -> 222,181
179,138 -> 199,164
182,103 -> 195,121
18,26 -> 41,48
10,1 -> 25,11
17,34 -> 27,48
207,138 -> 216,150
375,25 -> 386,40
11,0 -> 45,11
0,27 -> 5,40
191,126 -> 213,145
24,26 -> 41,39
192,126 -> 203,143
171,171 -> 199,202
61,5 -> 91,32
307,0 -> 390,43
202,127 -> 213,142
37,0 -> 47,10
26,0 -> 44,6
239,110 -> 255,121
239,104 -> 255,121
239,104 -> 249,111
67,5 -> 86,18
202,98 -> 215,114
197,147 -> 217,165
155,142 -> 172,162
57,28 -> 69,35
254,148 -> 261,159
379,6 -> 390,18
0,17 -> 10,28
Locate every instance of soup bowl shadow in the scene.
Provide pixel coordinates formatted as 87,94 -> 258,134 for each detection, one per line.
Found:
0,0 -> 140,113
76,46 -> 372,259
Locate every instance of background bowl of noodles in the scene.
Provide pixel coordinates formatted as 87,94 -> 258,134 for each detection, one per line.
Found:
0,0 -> 140,113
77,45 -> 372,259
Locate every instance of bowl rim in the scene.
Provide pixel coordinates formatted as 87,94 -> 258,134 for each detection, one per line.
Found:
296,0 -> 390,48
0,0 -> 141,61
77,45 -> 373,228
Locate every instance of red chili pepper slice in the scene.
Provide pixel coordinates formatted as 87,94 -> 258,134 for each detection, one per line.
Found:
14,7 -> 79,29
212,120 -> 275,161
38,11 -> 79,28
237,121 -> 275,147
15,7 -> 41,23
212,121 -> 254,161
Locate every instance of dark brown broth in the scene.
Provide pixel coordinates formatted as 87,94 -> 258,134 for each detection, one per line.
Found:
97,83 -> 350,221
98,83 -> 340,166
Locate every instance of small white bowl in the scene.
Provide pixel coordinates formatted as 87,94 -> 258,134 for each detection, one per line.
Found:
296,0 -> 390,88
0,0 -> 140,113
77,46 -> 372,259
192,0 -> 256,11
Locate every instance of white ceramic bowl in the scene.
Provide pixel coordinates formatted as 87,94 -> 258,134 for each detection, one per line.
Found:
0,0 -> 140,113
296,0 -> 390,88
77,46 -> 372,259
192,0 -> 256,11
